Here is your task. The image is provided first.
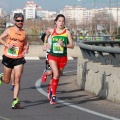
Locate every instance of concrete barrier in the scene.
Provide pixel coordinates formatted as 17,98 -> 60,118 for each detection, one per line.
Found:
77,52 -> 120,103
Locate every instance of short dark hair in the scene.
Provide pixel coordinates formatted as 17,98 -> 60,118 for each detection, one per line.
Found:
14,13 -> 24,21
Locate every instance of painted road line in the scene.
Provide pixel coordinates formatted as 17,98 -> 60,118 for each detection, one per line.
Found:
67,56 -> 74,60
35,71 -> 120,120
0,56 -> 73,60
38,56 -> 74,60
62,70 -> 77,73
0,57 -> 40,60
25,57 -> 40,60
0,116 -> 11,120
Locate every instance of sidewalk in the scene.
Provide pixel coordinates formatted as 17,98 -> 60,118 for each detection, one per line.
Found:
48,73 -> 120,118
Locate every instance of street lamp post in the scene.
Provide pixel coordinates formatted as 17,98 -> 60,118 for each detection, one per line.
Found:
108,0 -> 112,35
117,0 -> 119,35
83,0 -> 85,32
78,0 -> 84,31
77,0 -> 81,30
93,0 -> 96,38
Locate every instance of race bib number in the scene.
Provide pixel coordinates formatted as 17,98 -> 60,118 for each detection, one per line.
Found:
53,43 -> 63,53
7,46 -> 19,57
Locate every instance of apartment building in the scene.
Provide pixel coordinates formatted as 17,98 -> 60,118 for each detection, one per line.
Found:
0,8 -> 6,18
12,9 -> 23,18
2,1 -> 120,26
23,1 -> 56,21
23,1 -> 37,19
60,5 -> 87,24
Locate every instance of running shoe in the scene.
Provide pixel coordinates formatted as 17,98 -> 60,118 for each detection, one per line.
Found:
0,73 -> 4,85
50,96 -> 56,105
12,98 -> 20,109
48,86 -> 52,100
41,69 -> 47,82
11,85 -> 15,91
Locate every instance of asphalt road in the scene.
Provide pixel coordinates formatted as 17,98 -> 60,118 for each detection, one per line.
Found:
0,59 -> 120,120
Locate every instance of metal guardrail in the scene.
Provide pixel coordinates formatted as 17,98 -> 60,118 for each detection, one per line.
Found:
78,41 -> 120,67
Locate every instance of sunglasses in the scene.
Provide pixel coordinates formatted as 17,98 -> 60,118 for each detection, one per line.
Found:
15,20 -> 24,22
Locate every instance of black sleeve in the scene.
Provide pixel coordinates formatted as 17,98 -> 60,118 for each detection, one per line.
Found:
41,33 -> 46,43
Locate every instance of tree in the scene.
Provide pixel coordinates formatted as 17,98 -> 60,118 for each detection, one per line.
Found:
91,10 -> 117,36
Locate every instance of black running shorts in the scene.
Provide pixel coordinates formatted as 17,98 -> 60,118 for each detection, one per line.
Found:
2,55 -> 26,68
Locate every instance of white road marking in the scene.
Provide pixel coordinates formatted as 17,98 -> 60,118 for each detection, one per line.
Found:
35,71 -> 120,120
62,70 -> 77,73
0,116 -> 11,120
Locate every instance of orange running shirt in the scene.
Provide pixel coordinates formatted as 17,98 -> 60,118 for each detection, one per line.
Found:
4,27 -> 26,58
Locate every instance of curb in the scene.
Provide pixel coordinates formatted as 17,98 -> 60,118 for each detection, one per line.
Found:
0,56 -> 74,60
25,56 -> 74,60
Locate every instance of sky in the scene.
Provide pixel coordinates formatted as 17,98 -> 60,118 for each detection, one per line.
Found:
0,0 -> 119,14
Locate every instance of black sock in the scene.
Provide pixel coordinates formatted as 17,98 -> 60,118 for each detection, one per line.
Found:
0,76 -> 3,81
13,98 -> 16,101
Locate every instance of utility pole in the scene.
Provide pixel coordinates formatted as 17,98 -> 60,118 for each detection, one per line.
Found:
117,0 -> 119,35
83,0 -> 84,30
93,0 -> 96,39
109,0 -> 112,35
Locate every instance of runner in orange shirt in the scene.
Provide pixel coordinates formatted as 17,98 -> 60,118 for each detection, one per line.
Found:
10,41 -> 29,91
0,13 -> 29,109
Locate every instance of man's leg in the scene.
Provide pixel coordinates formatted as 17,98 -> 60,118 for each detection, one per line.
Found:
13,64 -> 23,99
11,69 -> 15,91
12,64 -> 23,109
0,66 -> 12,84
